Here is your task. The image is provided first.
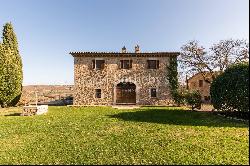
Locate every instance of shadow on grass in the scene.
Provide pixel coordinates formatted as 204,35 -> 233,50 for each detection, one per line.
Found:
4,113 -> 22,116
108,109 -> 248,128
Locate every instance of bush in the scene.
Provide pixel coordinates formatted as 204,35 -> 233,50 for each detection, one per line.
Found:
210,62 -> 249,113
172,90 -> 185,106
184,90 -> 202,111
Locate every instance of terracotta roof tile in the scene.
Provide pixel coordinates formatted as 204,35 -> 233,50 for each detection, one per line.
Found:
69,51 -> 180,57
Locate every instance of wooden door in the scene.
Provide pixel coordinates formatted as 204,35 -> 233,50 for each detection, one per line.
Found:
116,82 -> 136,104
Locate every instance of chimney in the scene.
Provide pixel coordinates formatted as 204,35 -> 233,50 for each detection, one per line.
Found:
135,44 -> 140,53
121,46 -> 126,53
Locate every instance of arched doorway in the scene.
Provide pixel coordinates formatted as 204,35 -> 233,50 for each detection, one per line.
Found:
116,82 -> 136,104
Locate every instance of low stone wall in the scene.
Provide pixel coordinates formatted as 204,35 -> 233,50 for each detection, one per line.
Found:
22,105 -> 48,116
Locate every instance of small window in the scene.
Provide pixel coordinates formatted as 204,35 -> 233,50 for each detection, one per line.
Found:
147,60 -> 159,69
204,96 -> 210,101
92,60 -> 105,70
120,60 -> 132,69
95,89 -> 101,98
199,80 -> 203,87
150,88 -> 157,98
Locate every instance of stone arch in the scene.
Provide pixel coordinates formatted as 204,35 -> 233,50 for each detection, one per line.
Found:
113,79 -> 140,105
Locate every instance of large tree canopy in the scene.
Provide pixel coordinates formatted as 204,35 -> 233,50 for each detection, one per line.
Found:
179,39 -> 249,84
0,23 -> 23,107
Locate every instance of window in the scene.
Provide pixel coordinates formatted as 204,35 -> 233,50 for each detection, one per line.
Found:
95,89 -> 102,98
147,60 -> 159,69
120,60 -> 132,69
204,96 -> 210,101
150,88 -> 157,98
199,80 -> 203,87
92,60 -> 105,70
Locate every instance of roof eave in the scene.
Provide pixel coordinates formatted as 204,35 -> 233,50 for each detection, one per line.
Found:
69,52 -> 180,57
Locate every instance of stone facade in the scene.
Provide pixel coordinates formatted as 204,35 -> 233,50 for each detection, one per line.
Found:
187,72 -> 212,103
70,47 -> 179,105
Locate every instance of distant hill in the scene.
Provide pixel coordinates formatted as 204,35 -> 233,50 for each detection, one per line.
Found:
19,85 -> 74,106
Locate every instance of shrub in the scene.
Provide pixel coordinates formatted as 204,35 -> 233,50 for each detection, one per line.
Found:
172,90 -> 185,106
184,90 -> 202,111
210,62 -> 249,113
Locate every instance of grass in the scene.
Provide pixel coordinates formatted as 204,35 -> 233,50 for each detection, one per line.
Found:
0,106 -> 248,165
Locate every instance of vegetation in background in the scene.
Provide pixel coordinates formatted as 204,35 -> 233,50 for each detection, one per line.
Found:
210,63 -> 249,118
184,90 -> 202,111
179,39 -> 249,84
172,89 -> 185,106
0,22 -> 23,107
171,89 -> 202,111
0,106 -> 248,165
167,56 -> 179,103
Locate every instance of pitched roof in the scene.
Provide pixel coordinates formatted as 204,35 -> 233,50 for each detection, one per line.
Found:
187,71 -> 222,81
69,51 -> 180,57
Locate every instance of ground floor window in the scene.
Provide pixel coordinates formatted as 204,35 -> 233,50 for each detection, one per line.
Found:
95,89 -> 102,98
150,88 -> 157,98
204,96 -> 210,101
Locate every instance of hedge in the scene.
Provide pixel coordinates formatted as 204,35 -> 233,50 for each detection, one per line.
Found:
210,62 -> 249,113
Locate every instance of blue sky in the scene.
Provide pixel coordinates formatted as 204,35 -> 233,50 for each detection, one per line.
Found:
0,0 -> 249,85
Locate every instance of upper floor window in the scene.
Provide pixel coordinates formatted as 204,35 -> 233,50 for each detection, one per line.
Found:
150,88 -> 157,98
147,60 -> 159,69
199,80 -> 203,87
120,60 -> 132,69
95,89 -> 102,98
92,60 -> 105,70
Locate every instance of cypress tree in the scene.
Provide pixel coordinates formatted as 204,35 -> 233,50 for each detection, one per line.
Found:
0,43 -> 4,107
0,23 -> 23,107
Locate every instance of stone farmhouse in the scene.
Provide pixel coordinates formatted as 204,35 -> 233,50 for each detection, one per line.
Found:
187,71 -> 221,103
70,45 -> 179,105
187,73 -> 211,103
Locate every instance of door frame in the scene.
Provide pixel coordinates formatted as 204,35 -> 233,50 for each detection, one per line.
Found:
116,82 -> 136,104
113,79 -> 139,105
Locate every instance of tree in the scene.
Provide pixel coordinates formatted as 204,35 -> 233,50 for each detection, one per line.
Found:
179,39 -> 249,84
0,23 -> 23,107
167,56 -> 179,103
210,62 -> 249,113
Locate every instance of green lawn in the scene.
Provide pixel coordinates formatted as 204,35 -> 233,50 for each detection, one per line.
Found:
0,106 -> 248,165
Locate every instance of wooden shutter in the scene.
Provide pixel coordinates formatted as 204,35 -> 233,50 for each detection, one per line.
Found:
101,60 -> 105,69
129,60 -> 132,68
120,60 -> 123,69
92,60 -> 95,69
156,60 -> 159,69
147,60 -> 150,69
199,80 -> 203,87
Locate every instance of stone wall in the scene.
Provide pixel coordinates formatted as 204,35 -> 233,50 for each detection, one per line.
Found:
187,73 -> 212,102
74,56 -> 174,105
